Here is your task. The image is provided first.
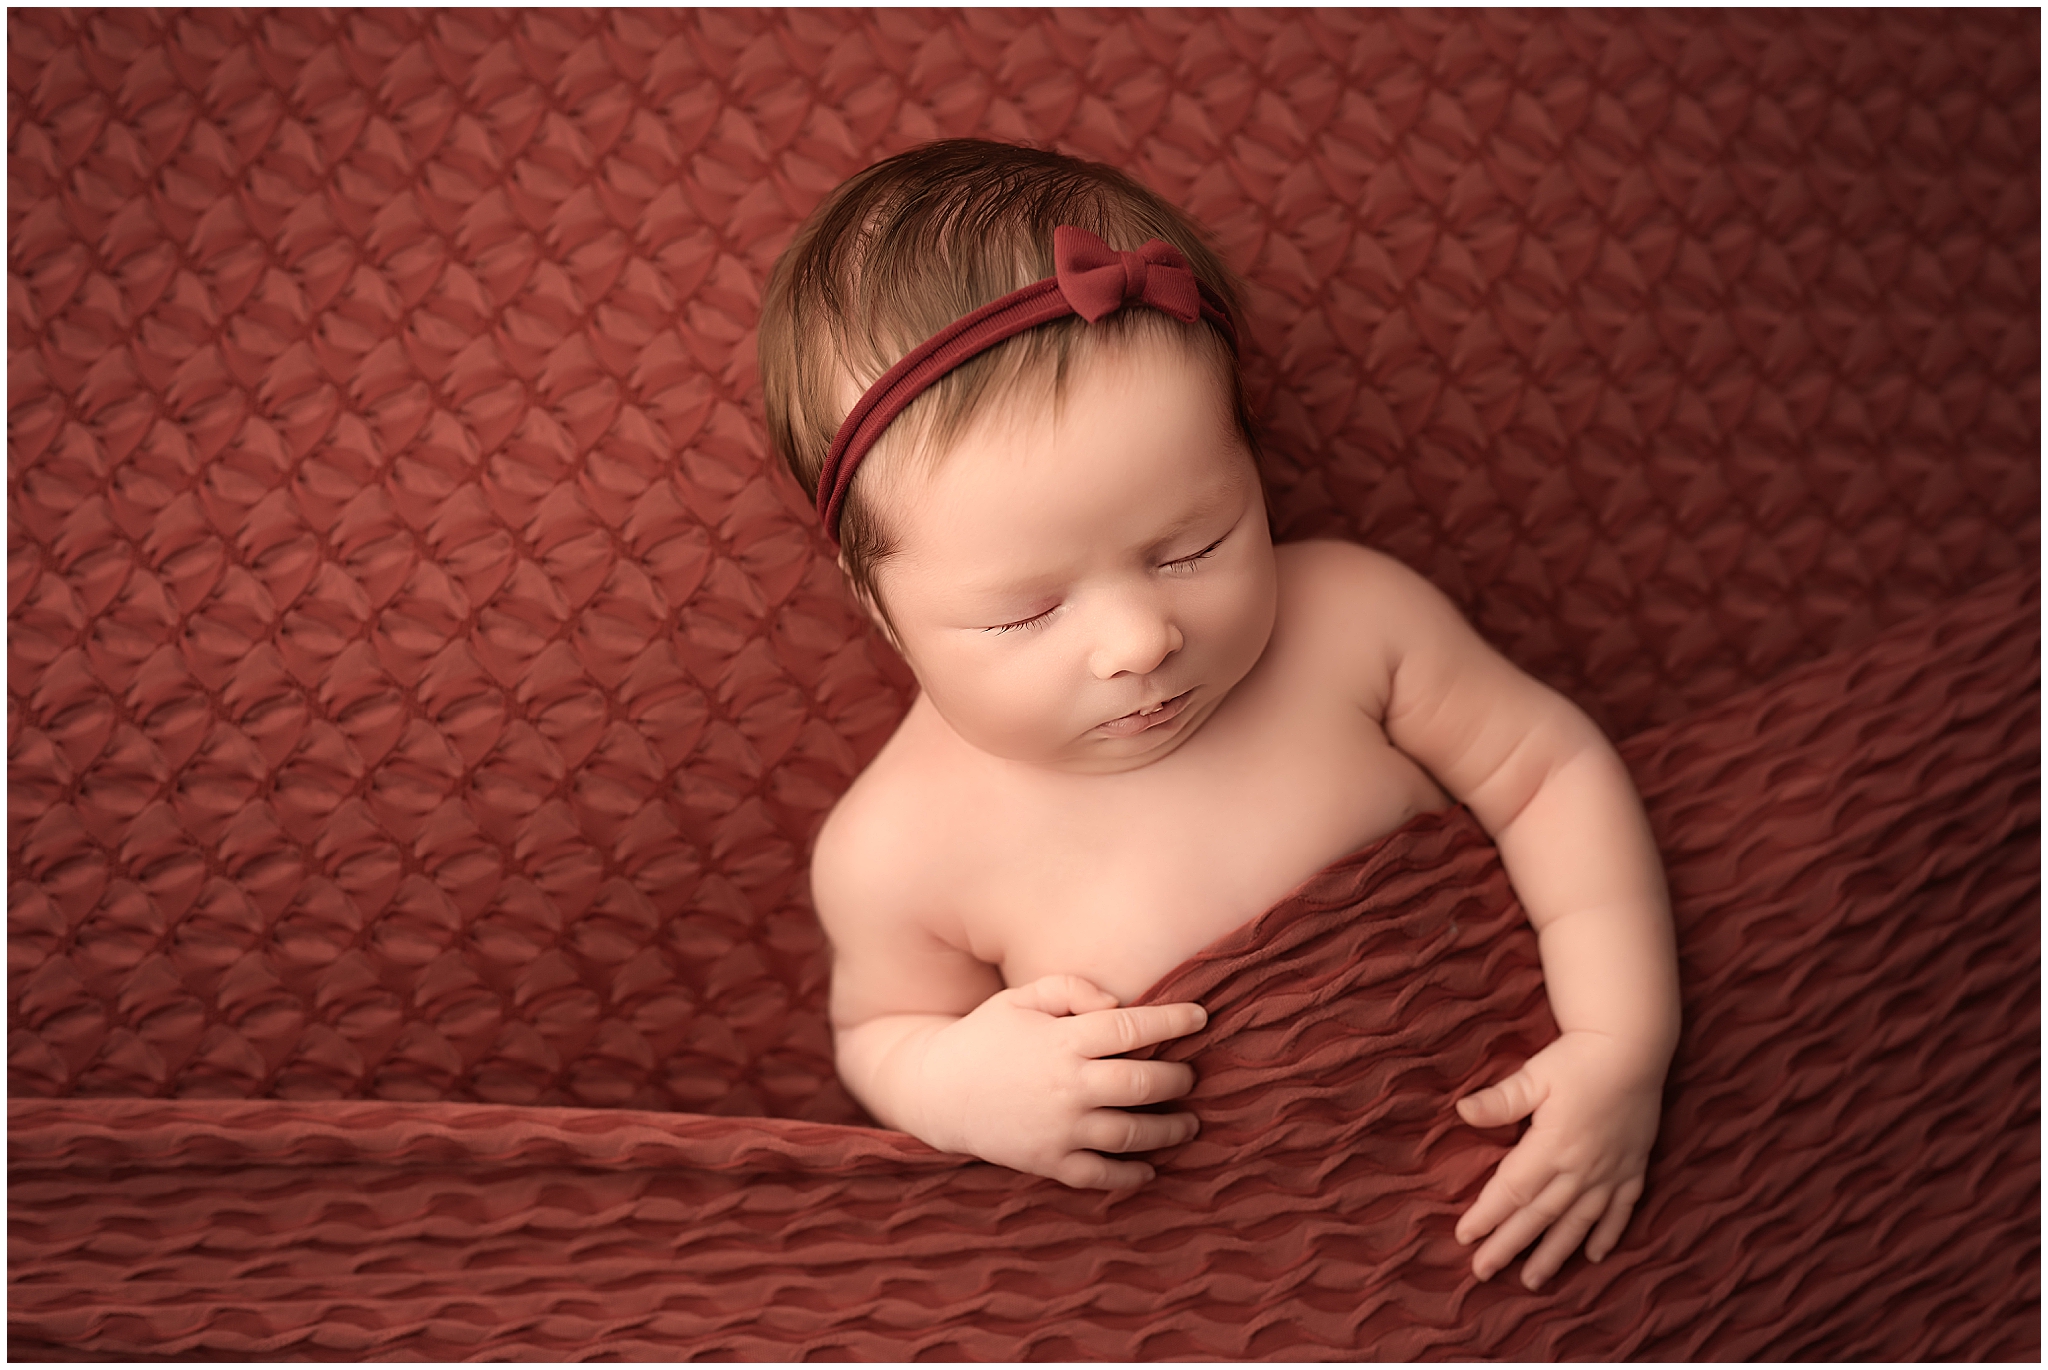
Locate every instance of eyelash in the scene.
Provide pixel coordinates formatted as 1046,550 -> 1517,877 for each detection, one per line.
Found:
982,535 -> 1228,634
985,611 -> 1053,636
1165,534 -> 1228,573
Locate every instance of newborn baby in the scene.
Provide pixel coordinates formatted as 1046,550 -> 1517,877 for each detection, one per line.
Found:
758,139 -> 1680,1292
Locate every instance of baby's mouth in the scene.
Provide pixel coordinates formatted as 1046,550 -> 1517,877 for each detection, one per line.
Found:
1094,688 -> 1195,737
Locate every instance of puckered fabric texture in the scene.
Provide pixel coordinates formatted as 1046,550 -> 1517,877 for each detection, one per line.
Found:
7,7 -> 2039,1361
9,573 -> 2039,1360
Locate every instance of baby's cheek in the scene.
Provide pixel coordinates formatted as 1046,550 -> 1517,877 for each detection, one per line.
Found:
989,671 -> 1077,748
1196,582 -> 1272,673
929,657 -> 1075,759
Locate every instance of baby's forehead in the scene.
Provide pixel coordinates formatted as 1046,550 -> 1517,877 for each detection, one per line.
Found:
877,361 -> 1253,577
873,322 -> 1237,461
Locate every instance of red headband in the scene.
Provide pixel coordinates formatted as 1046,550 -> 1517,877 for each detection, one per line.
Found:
816,224 -> 1240,543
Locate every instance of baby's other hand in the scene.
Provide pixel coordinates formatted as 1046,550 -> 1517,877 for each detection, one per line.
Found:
913,974 -> 1207,1189
1452,1030 -> 1665,1290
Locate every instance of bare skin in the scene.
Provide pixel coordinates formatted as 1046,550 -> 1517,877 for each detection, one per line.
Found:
812,329 -> 1680,1291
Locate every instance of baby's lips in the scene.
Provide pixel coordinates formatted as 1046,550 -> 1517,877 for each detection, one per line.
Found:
1092,687 -> 1195,736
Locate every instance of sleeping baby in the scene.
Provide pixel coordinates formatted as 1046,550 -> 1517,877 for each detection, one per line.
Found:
757,138 -> 1680,1292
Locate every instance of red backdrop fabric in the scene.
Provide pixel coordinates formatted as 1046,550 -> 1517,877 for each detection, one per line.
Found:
8,7 -> 2038,1360
9,571 -> 2038,1360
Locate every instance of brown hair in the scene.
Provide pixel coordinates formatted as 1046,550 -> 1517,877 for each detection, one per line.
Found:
758,139 -> 1256,627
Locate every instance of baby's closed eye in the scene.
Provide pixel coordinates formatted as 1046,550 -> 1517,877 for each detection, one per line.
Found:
985,606 -> 1058,635
977,532 -> 1228,634
1161,533 -> 1227,572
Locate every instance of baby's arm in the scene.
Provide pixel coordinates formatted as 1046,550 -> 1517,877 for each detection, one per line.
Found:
811,801 -> 1207,1188
1310,542 -> 1680,1289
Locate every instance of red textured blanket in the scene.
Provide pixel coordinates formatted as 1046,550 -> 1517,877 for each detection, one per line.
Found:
11,573 -> 2036,1361
8,8 -> 2039,1362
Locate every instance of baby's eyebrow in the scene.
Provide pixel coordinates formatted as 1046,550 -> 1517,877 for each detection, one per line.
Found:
955,504 -> 1229,604
1139,480 -> 1245,552
1149,504 -> 1219,546
937,476 -> 1251,611
953,570 -> 1064,608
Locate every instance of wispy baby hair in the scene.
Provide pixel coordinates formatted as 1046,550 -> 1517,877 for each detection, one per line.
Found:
758,138 -> 1256,623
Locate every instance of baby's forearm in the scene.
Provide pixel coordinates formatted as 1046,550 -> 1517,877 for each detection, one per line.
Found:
829,978 -> 1204,1188
834,1012 -> 958,1138
1492,737 -> 1680,1074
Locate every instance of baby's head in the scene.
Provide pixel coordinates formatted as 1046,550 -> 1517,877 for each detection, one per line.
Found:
761,140 -> 1277,774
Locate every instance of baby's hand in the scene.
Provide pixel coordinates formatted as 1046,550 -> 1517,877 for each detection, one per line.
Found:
1452,1030 -> 1665,1290
910,974 -> 1207,1189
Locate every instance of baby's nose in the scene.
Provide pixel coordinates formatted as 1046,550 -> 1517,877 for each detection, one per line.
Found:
1088,596 -> 1183,679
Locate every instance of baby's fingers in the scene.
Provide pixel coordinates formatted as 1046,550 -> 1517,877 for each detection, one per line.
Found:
1455,1144 -> 1557,1246
1079,1055 -> 1197,1108
1050,1150 -> 1156,1190
1455,1065 -> 1545,1130
1585,1176 -> 1644,1263
1003,974 -> 1122,1018
1051,1111 -> 1199,1190
1518,1187 -> 1610,1290
1469,1173 -> 1576,1282
1070,1001 -> 1208,1059
1074,1108 -> 1200,1155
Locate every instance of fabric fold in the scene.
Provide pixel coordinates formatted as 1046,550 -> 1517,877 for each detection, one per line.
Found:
11,573 -> 2037,1361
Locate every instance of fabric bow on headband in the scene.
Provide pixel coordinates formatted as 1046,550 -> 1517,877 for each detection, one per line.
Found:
815,224 -> 1239,542
1054,228 -> 1207,325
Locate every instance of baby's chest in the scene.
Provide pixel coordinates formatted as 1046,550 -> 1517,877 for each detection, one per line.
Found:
962,707 -> 1448,1003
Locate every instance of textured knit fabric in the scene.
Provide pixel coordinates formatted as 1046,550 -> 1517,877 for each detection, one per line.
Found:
7,8 -> 2038,1360
10,576 -> 2037,1360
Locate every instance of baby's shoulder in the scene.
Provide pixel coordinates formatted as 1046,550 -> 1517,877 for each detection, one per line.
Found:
808,708 -> 969,931
1272,536 -> 1435,599
1262,539 -> 1479,716
1269,538 -> 1441,650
